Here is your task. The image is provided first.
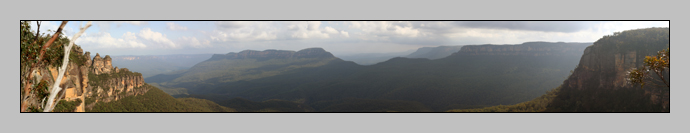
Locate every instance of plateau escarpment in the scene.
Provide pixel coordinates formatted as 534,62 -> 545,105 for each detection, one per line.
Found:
455,42 -> 591,56
547,27 -> 669,112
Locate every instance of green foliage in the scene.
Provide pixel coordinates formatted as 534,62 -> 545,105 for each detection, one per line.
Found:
53,99 -> 82,112
176,98 -> 237,112
313,98 -> 433,112
546,84 -> 663,112
596,27 -> 669,54
35,80 -> 51,101
20,21 -> 73,112
69,46 -> 87,65
20,21 -> 68,69
628,48 -> 670,89
148,82 -> 188,96
182,95 -> 312,112
88,69 -> 143,90
88,84 -> 235,112
85,96 -> 96,106
447,87 -> 560,112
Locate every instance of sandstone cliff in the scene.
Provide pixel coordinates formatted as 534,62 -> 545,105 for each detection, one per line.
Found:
548,28 -> 669,112
28,46 -> 148,112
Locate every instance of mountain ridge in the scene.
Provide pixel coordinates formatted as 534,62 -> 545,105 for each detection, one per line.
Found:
153,42 -> 590,111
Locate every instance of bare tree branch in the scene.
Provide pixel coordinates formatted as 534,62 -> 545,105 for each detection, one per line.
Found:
43,21 -> 91,112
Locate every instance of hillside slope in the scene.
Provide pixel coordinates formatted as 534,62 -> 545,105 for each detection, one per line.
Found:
159,42 -> 591,111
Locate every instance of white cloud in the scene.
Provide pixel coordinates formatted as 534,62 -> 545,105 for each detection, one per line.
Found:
166,22 -> 188,31
123,21 -> 148,26
76,32 -> 147,48
138,28 -> 177,48
76,28 -> 181,49
340,30 -> 350,38
93,21 -> 148,32
347,21 -> 423,38
179,36 -> 211,48
285,21 -> 332,39
211,21 -> 278,41
324,27 -> 339,34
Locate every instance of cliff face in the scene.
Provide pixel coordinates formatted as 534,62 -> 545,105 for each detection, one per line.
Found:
31,47 -> 148,112
91,53 -> 113,74
455,42 -> 592,56
566,45 -> 643,91
548,28 -> 669,112
209,48 -> 334,61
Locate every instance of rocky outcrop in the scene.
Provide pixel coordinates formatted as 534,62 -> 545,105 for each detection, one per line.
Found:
549,28 -> 669,112
89,68 -> 146,102
83,53 -> 147,108
455,42 -> 592,56
209,47 -> 334,61
30,49 -> 149,112
90,54 -> 113,74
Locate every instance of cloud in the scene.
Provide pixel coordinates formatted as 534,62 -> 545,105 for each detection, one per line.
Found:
93,21 -> 149,32
345,21 -> 444,45
347,21 -> 423,37
216,21 -> 253,30
324,27 -> 339,34
285,21 -> 343,39
122,21 -> 148,26
340,30 -> 349,38
211,21 -> 278,41
76,32 -> 147,49
166,22 -> 188,31
179,36 -> 210,48
138,28 -> 177,48
76,28 -> 180,49
452,21 -> 596,33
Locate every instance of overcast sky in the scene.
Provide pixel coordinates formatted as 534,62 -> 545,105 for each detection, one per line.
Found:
29,21 -> 668,56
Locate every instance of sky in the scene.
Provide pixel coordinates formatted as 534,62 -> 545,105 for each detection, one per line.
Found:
28,21 -> 669,56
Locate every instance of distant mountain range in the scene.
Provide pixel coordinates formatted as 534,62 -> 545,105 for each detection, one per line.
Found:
337,50 -> 415,65
404,45 -> 464,59
147,42 -> 591,111
110,54 -> 214,78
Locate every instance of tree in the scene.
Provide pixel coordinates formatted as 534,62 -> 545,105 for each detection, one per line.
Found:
20,21 -> 92,112
42,21 -> 92,112
627,48 -> 669,89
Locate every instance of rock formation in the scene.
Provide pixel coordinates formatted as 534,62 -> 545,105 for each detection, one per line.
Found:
30,49 -> 149,112
549,28 -> 669,112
